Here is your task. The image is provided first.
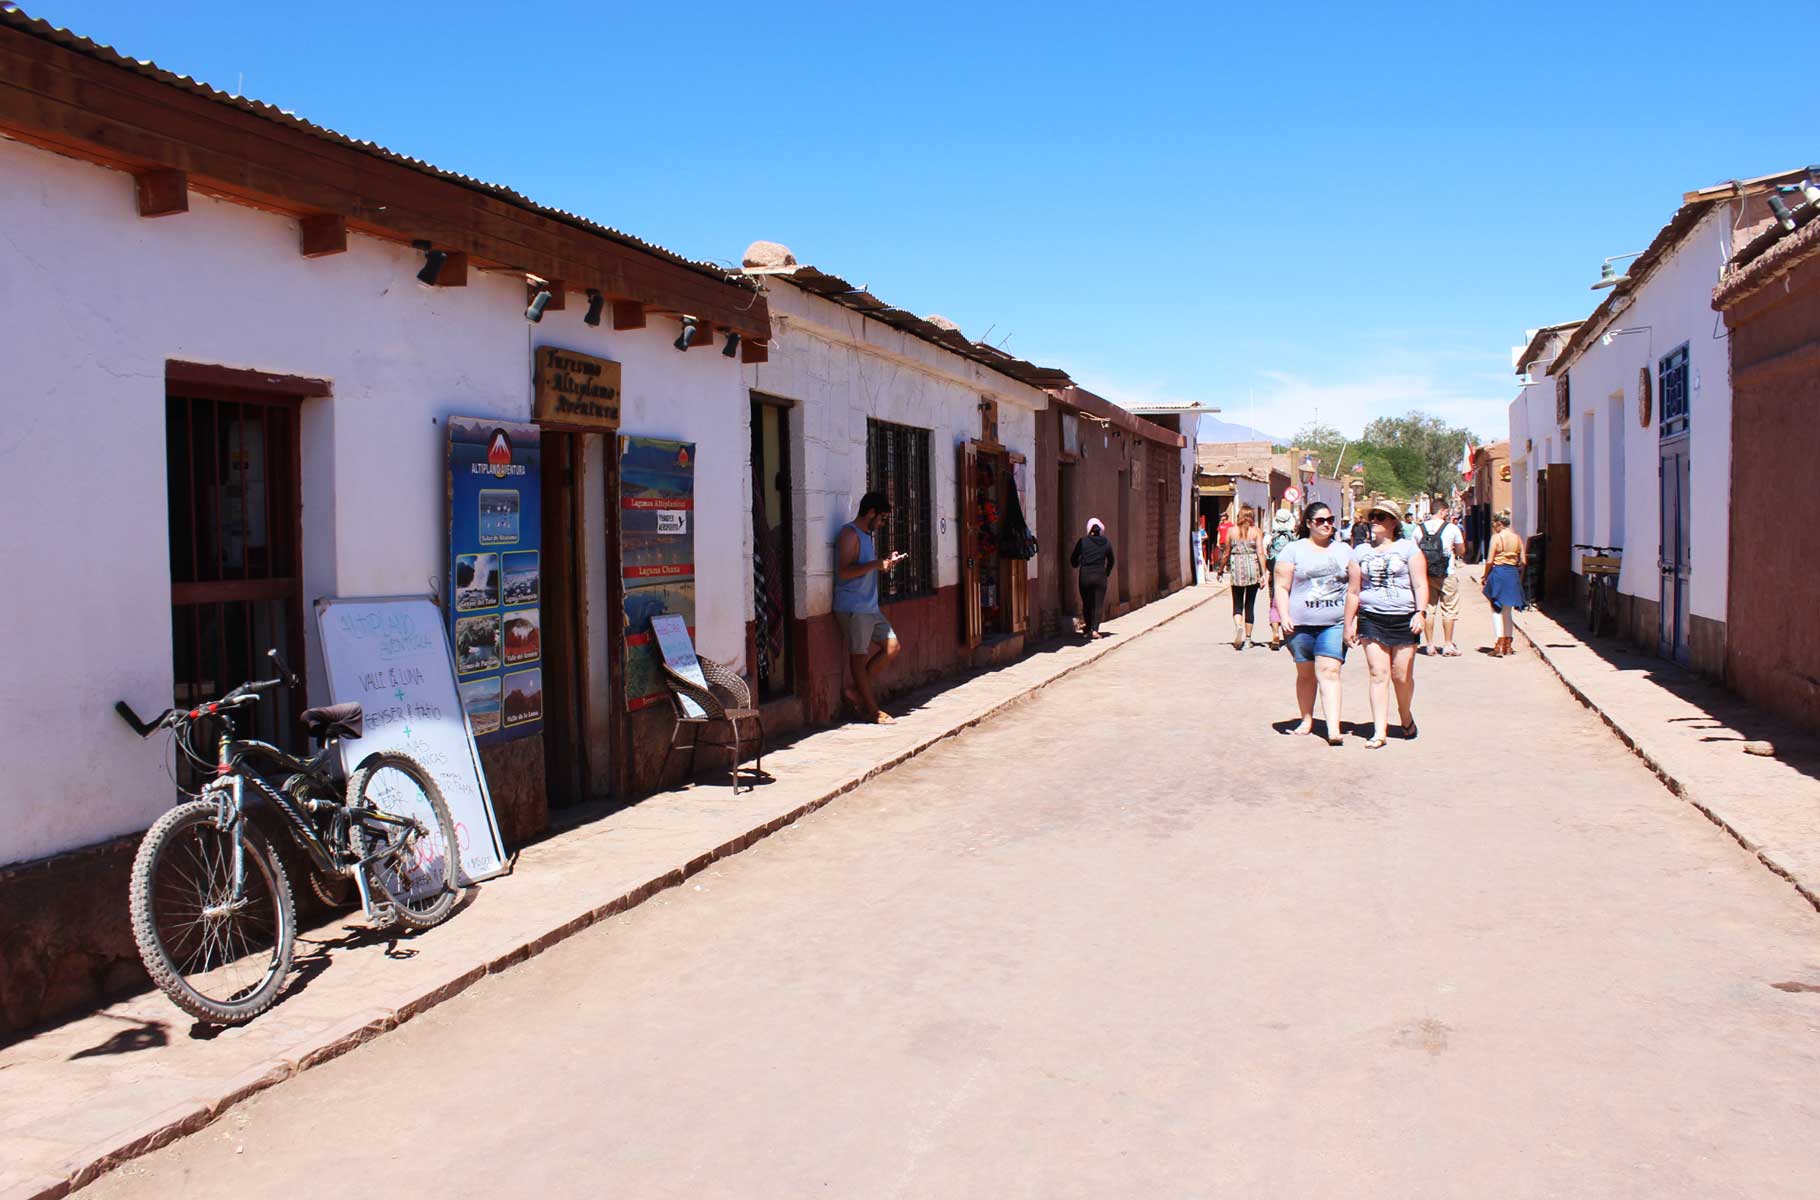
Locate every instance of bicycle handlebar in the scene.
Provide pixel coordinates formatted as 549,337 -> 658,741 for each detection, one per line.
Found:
115,678 -> 281,738
115,701 -> 172,738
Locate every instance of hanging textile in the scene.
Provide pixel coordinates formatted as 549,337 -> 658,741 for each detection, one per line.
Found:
750,468 -> 786,684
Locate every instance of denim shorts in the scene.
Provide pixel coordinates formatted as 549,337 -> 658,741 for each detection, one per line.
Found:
1286,623 -> 1346,663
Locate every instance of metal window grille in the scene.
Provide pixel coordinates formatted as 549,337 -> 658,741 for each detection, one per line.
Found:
166,389 -> 305,762
1659,344 -> 1690,438
866,419 -> 935,602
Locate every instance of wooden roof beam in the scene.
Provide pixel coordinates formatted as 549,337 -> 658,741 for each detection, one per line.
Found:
133,168 -> 186,217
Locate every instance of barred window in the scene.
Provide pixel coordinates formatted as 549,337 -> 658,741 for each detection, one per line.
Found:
1659,344 -> 1689,438
866,419 -> 935,602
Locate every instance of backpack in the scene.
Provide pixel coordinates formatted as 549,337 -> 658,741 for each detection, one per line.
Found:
1268,530 -> 1293,560
1418,521 -> 1450,579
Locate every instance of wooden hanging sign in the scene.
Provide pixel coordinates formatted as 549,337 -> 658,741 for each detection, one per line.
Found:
534,346 -> 622,431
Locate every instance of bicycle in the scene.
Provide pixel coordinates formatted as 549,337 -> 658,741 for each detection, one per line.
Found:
1575,544 -> 1623,638
115,648 -> 460,1024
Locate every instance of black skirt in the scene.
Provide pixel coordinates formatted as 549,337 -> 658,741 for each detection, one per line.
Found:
1357,608 -> 1418,647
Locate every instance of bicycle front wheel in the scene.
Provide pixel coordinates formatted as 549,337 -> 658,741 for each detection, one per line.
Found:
129,800 -> 296,1024
349,752 -> 461,929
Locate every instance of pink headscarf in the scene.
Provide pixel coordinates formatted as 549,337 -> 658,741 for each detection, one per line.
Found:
1086,517 -> 1105,535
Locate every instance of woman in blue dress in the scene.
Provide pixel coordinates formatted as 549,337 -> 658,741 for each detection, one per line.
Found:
1481,510 -> 1527,657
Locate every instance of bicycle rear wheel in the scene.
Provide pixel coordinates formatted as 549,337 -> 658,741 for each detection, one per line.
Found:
348,752 -> 461,929
129,800 -> 296,1024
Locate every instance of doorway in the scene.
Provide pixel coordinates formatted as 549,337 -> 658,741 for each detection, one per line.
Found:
1058,461 -> 1079,620
539,431 -> 593,807
1659,438 -> 1691,664
1155,478 -> 1169,593
165,380 -> 305,783
750,395 -> 797,700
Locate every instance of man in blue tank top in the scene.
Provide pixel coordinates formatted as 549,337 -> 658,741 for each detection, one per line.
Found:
835,491 -> 907,723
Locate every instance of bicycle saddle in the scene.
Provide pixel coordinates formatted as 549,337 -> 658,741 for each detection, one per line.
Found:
300,702 -> 363,742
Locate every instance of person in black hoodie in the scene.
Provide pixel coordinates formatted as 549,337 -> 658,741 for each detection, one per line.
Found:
1070,518 -> 1116,639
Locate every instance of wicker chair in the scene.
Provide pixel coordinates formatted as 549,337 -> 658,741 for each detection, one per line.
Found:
660,656 -> 766,794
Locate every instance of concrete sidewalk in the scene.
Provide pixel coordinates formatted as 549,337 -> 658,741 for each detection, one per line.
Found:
0,584 -> 1217,1200
1511,597 -> 1820,911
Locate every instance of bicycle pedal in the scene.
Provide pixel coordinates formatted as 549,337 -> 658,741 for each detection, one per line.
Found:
369,902 -> 400,929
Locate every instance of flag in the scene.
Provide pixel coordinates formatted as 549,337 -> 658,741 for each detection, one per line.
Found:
1458,439 -> 1475,480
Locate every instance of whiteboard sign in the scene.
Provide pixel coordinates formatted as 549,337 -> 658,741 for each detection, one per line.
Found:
316,596 -> 506,885
650,612 -> 706,719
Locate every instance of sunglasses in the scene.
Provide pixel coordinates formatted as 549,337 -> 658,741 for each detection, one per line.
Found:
1308,516 -> 1335,526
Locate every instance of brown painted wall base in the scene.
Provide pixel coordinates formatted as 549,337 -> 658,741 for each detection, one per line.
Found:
477,734 -> 549,849
1690,614 -> 1726,681
0,835 -> 142,1035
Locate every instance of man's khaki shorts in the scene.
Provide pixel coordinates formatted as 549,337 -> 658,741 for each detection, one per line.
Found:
836,610 -> 895,655
1427,573 -> 1461,620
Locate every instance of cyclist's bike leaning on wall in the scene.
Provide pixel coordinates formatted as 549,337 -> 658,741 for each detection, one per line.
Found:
116,649 -> 459,1023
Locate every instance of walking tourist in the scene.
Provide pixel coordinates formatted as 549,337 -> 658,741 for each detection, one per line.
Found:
1345,499 -> 1429,748
1191,517 -> 1207,586
1482,509 -> 1527,657
1348,511 -> 1372,549
1273,502 -> 1350,746
1071,517 -> 1116,640
1416,508 -> 1465,656
1223,505 -> 1266,649
1264,507 -> 1297,650
834,491 -> 907,724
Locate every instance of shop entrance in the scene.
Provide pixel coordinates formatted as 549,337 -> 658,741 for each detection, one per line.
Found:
750,394 -> 797,701
958,440 -> 1029,649
165,371 -> 306,787
539,430 -> 610,807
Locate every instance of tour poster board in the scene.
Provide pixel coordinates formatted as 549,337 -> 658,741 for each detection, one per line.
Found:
620,436 -> 696,711
315,596 -> 506,885
448,416 -> 543,744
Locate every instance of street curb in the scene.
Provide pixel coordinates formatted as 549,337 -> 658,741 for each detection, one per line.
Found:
40,585 -> 1216,1200
1514,618 -> 1820,914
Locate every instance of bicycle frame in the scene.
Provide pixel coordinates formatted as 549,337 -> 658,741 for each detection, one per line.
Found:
212,728 -> 423,914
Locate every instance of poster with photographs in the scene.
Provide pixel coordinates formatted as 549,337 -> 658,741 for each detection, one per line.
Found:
619,436 -> 696,711
448,416 -> 542,744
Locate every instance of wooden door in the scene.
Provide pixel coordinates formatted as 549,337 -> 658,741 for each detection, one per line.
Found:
539,431 -> 587,807
958,440 -> 982,650
1007,451 -> 1028,635
1544,464 -> 1574,608
1659,440 -> 1691,663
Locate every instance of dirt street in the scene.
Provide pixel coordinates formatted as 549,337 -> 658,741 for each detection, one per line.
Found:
84,599 -> 1820,1197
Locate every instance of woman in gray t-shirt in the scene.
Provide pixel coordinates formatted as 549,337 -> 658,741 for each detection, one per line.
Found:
1345,500 -> 1430,748
1272,502 -> 1350,745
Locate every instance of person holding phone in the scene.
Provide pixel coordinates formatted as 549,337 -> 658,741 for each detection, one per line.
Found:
834,491 -> 906,724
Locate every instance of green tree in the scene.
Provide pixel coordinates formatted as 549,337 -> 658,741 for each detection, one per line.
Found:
1359,411 -> 1481,497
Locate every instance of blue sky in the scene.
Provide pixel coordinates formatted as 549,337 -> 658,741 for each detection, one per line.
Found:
29,1 -> 1817,443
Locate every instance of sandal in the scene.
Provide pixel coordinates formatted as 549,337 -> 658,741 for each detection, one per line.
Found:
1292,718 -> 1314,737
1364,736 -> 1388,749
1401,721 -> 1418,741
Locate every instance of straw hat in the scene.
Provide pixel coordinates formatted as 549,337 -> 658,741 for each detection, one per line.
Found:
1366,498 -> 1403,521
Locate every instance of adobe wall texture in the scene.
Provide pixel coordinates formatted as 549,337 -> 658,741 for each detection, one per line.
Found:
1723,254 -> 1820,732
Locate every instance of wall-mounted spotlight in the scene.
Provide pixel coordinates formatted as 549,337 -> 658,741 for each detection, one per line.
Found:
525,287 -> 554,323
722,331 -> 741,358
1590,250 -> 1645,291
413,240 -> 446,286
584,289 -> 604,327
1768,194 -> 1797,233
673,316 -> 700,352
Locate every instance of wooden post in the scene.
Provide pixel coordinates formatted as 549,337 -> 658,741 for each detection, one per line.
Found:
298,214 -> 348,257
133,169 -> 188,217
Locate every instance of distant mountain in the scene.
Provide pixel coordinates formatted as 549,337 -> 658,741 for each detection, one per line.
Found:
1196,415 -> 1286,445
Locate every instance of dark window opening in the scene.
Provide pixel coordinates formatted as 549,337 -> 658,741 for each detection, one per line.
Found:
166,386 -> 305,771
1659,344 -> 1690,438
865,419 -> 935,603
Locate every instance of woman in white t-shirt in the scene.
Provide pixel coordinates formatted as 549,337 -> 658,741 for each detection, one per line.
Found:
1272,502 -> 1351,746
1344,498 -> 1430,748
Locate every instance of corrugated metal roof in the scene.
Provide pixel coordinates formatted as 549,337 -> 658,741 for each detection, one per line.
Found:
0,7 -> 753,290
760,264 -> 1074,391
